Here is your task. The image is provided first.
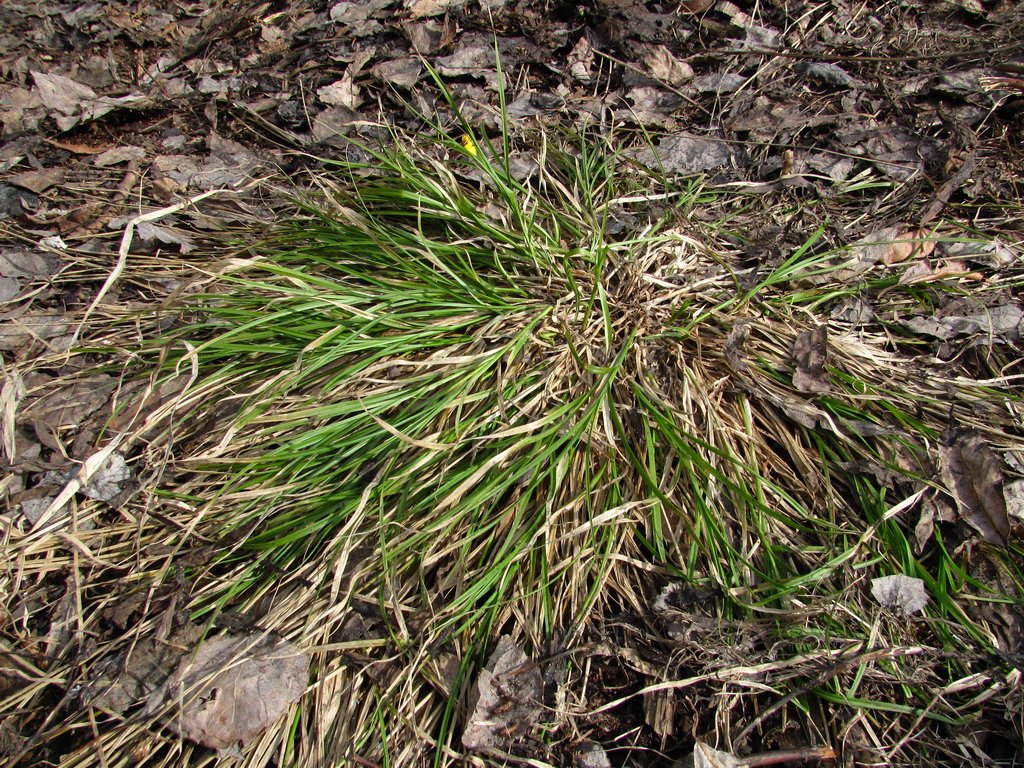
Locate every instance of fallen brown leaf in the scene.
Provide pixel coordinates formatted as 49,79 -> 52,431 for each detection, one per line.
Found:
939,428 -> 1010,546
882,228 -> 936,265
792,325 -> 829,394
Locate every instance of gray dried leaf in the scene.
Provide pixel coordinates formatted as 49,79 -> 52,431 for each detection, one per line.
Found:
8,168 -> 64,194
24,374 -> 116,435
645,46 -> 694,86
145,634 -> 308,750
19,497 -> 61,526
407,0 -> 468,18
0,249 -> 56,278
1,369 -> 25,461
568,35 -> 594,83
317,73 -> 360,109
0,311 -> 70,351
311,106 -> 361,145
462,636 -> 543,751
371,58 -> 422,89
900,304 -> 1022,342
1005,479 -> 1024,523
691,70 -> 746,94
792,325 -> 829,393
694,741 -> 741,768
402,20 -> 447,55
800,152 -> 855,181
436,44 -> 499,88
629,132 -> 734,175
830,296 -> 874,325
94,146 -> 146,167
88,625 -> 203,714
135,221 -> 196,253
940,429 -> 1010,545
796,62 -> 855,89
32,71 -> 146,131
32,70 -> 98,116
944,240 -> 1018,269
576,741 -> 612,768
329,0 -> 391,36
724,321 -> 749,372
871,574 -> 928,615
82,452 -> 134,505
0,277 -> 20,303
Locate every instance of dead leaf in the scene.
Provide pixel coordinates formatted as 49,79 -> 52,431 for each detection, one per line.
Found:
407,0 -> 468,18
88,625 -> 204,714
371,58 -> 422,89
792,325 -> 829,393
0,249 -> 55,279
402,20 -> 450,54
317,73 -> 361,109
0,277 -> 19,303
8,168 -> 65,194
939,428 -> 1010,546
795,61 -> 855,89
883,228 -> 936,265
0,311 -> 70,351
628,132 -> 735,175
576,741 -> 612,768
145,633 -> 308,750
32,71 -> 147,131
1005,479 -> 1024,523
694,741 -> 741,768
94,146 -> 146,167
462,636 -> 543,751
871,574 -> 929,615
725,321 -> 750,372
645,46 -> 694,86
898,259 -> 982,284
45,139 -> 110,155
914,494 -> 957,552
82,451 -> 135,506
135,221 -> 196,253
0,185 -> 38,218
32,71 -> 99,116
1,369 -> 25,461
46,577 -> 77,657
677,0 -> 714,11
436,42 -> 501,89
568,35 -> 594,83
900,303 -> 1023,341
329,0 -> 392,36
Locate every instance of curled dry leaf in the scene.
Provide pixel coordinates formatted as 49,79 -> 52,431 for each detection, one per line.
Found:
317,73 -> 360,110
939,428 -> 1010,546
871,574 -> 929,615
645,45 -> 694,86
882,228 -> 936,265
144,633 -> 308,750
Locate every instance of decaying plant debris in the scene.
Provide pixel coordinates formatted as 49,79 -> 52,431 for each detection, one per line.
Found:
2,2 -> 1024,767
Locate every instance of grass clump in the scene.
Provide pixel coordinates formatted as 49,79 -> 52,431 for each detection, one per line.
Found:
27,112 -> 1024,767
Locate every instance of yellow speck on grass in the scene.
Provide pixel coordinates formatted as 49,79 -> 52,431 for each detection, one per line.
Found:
460,134 -> 478,156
